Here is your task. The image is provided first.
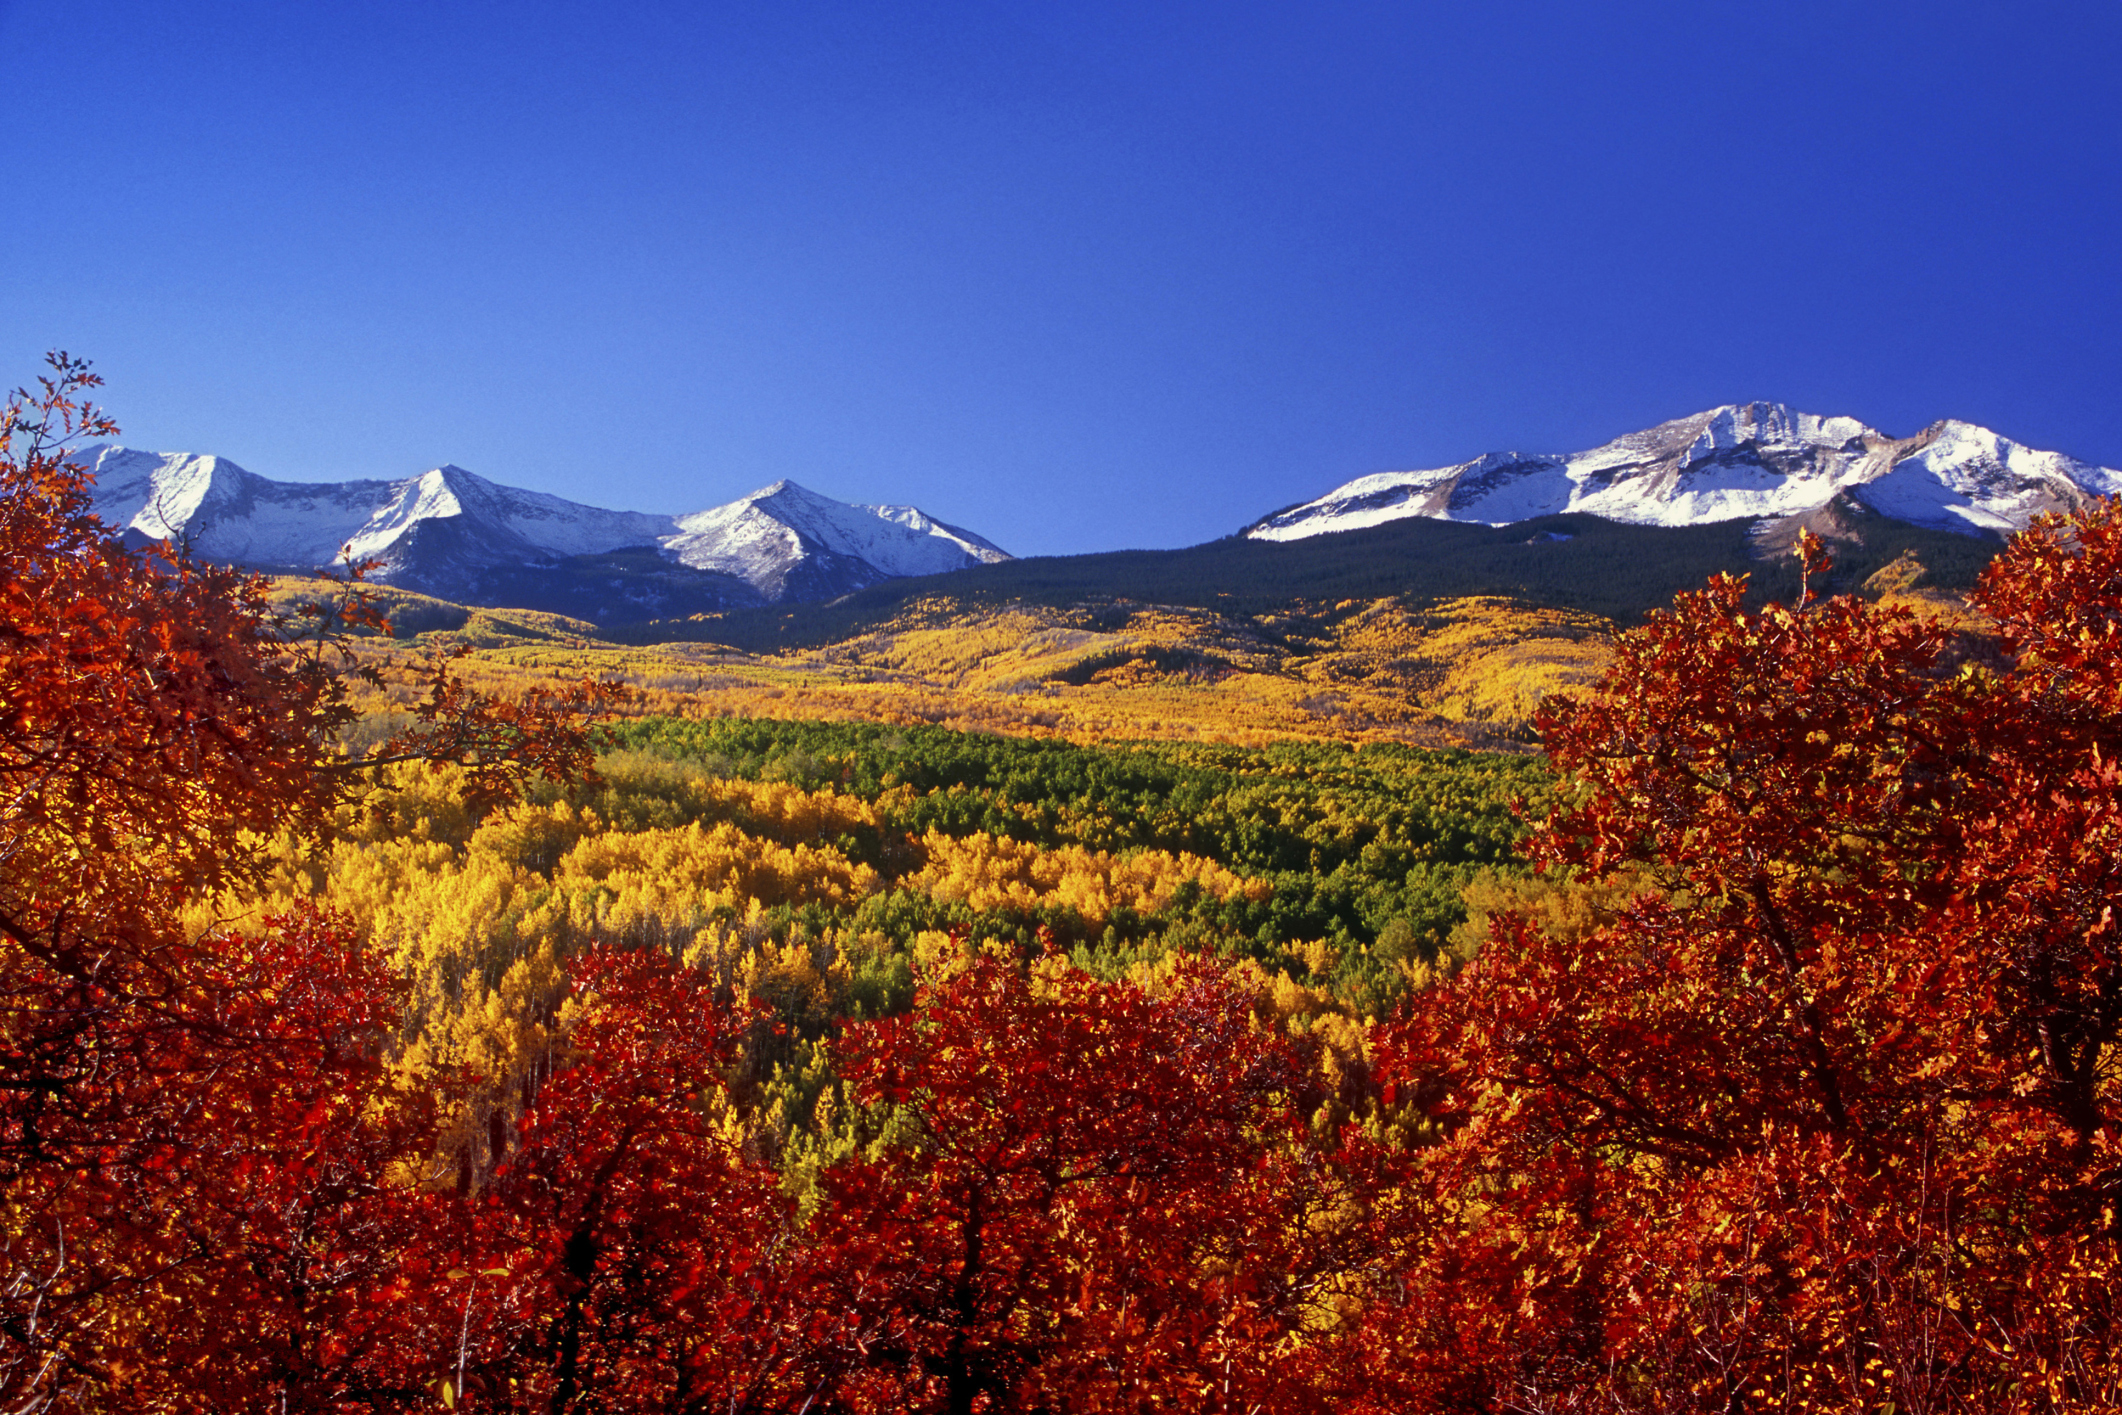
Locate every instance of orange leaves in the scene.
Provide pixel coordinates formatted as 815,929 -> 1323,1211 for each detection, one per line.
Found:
451,947 -> 799,1410
2,461 -> 335,920
26,352 -> 2122,1409
1356,498 -> 2122,1411
0,358 -> 630,955
0,357 -> 643,1412
0,906 -> 458,1412
797,953 -> 1363,1413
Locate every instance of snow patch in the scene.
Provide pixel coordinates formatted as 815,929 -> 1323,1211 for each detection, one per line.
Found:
1245,404 -> 2122,542
73,448 -> 1012,604
662,480 -> 1012,592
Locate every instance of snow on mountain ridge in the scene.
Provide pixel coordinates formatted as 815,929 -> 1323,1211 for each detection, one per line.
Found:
338,464 -> 673,567
857,502 -> 1011,562
659,479 -> 1011,599
74,447 -> 1011,606
79,445 -> 399,566
1244,403 -> 2120,543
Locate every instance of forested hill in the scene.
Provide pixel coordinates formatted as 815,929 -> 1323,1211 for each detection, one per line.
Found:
597,717 -> 1545,993
608,506 -> 2002,653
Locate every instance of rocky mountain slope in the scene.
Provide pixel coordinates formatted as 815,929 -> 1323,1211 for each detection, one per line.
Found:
1244,403 -> 2122,542
74,445 -> 1010,610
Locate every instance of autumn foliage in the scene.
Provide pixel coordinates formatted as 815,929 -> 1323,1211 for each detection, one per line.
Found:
791,952 -> 1367,1414
0,358 -> 632,1411
9,353 -> 2122,1413
1359,528 -> 2122,1411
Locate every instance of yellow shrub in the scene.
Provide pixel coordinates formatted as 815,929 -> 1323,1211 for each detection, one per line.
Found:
909,829 -> 1268,924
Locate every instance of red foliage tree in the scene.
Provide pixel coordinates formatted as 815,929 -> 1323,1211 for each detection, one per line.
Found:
33,344 -> 2122,1411
792,952 -> 1372,1415
451,946 -> 793,1414
1359,523 -> 2122,1412
0,355 -> 629,1412
15,906 -> 466,1411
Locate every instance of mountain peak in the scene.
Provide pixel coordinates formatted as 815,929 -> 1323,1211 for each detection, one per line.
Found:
1245,406 -> 2118,543
75,444 -> 1012,612
662,480 -> 1011,599
742,478 -> 841,508
1689,401 -> 1872,450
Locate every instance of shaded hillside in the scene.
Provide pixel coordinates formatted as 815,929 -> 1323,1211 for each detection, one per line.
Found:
294,507 -> 1999,755
611,510 -> 2001,653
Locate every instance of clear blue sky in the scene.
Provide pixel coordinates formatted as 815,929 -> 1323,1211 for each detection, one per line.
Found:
3,1 -> 2116,556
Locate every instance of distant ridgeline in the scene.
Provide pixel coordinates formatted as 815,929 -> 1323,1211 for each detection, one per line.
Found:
74,446 -> 1010,619
615,510 -> 2003,654
79,401 -> 2117,649
622,399 -> 2112,650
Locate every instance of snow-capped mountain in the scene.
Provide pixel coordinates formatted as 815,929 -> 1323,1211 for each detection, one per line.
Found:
83,447 -> 402,566
78,446 -> 673,574
1244,404 -> 2122,542
74,445 -> 1012,610
663,480 -> 1010,602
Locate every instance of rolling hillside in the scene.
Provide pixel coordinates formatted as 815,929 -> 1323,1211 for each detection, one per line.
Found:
291,514 -> 1984,753
606,501 -> 2000,650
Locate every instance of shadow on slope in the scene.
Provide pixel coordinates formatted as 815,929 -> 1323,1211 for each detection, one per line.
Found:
607,512 -> 2000,653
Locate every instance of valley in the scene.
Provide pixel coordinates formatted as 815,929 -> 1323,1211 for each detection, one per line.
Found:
283,494 -> 1989,753
291,574 -> 1619,748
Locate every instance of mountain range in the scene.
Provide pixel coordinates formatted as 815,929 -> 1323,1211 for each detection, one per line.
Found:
74,403 -> 2122,626
1245,402 -> 2122,543
74,445 -> 1010,618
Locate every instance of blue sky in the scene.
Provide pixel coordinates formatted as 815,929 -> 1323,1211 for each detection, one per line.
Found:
2,1 -> 2116,556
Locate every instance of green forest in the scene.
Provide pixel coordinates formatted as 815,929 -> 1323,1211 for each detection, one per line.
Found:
604,718 -> 1542,972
